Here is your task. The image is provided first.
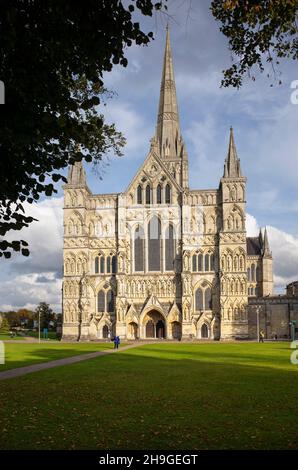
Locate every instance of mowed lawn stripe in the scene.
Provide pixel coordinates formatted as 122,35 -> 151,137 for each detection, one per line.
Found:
0,342 -> 297,450
0,342 -> 114,371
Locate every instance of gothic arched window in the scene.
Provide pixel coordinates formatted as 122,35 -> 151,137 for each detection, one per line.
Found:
247,267 -> 251,282
195,288 -> 203,311
165,224 -> 175,271
251,263 -> 256,282
134,225 -> 144,272
201,324 -> 209,338
165,184 -> 171,204
107,256 -> 111,274
137,185 -> 142,204
100,255 -> 105,274
112,256 -> 117,274
198,253 -> 203,271
97,290 -> 105,312
145,185 -> 151,204
210,254 -> 215,271
95,256 -> 99,274
148,216 -> 161,271
107,290 -> 114,312
192,254 -> 197,272
204,288 -> 212,310
205,253 -> 210,271
157,184 -> 162,204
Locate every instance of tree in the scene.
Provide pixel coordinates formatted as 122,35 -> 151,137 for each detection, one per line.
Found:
0,316 -> 10,333
211,0 -> 298,87
35,302 -> 54,330
4,310 -> 19,328
17,308 -> 35,327
0,0 -> 166,258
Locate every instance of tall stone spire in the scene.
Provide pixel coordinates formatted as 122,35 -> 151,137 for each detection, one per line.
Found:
223,127 -> 242,178
262,227 -> 272,258
67,160 -> 86,186
156,27 -> 181,159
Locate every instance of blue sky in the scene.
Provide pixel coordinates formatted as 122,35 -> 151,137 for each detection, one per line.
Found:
1,0 -> 298,311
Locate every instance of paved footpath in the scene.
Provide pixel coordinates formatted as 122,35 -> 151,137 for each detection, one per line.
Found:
0,343 -> 144,382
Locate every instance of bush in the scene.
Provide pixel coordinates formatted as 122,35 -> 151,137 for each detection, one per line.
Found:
0,316 -> 10,333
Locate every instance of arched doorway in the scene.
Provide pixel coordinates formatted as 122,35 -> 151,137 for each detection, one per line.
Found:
144,310 -> 166,339
102,325 -> 109,339
128,322 -> 138,340
171,321 -> 182,340
146,320 -> 154,338
201,323 -> 209,339
156,320 -> 164,338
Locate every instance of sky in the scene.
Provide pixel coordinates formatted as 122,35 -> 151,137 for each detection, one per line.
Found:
1,0 -> 298,312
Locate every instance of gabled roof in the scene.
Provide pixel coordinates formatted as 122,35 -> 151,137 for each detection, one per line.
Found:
125,148 -> 182,194
246,237 -> 262,256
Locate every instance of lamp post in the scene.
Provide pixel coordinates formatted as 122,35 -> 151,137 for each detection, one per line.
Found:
289,320 -> 297,342
38,309 -> 41,344
256,306 -> 260,343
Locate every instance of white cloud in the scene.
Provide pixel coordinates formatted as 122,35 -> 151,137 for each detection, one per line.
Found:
185,115 -> 224,189
268,225 -> 298,289
103,101 -> 152,159
244,219 -> 298,290
7,197 -> 63,275
1,197 -> 63,311
246,213 -> 259,236
0,273 -> 62,312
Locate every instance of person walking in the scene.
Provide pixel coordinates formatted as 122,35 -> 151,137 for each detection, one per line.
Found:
259,330 -> 265,343
116,335 -> 120,349
113,335 -> 118,349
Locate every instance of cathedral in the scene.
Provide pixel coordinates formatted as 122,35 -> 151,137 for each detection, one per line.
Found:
62,30 -> 274,341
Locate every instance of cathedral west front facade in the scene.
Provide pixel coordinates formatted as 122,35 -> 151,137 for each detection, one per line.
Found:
62,30 -> 273,341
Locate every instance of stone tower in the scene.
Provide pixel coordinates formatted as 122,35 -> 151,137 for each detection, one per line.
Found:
219,128 -> 249,339
261,227 -> 273,296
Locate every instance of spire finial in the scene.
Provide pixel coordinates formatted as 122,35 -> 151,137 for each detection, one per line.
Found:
68,150 -> 86,186
155,27 -> 181,159
223,126 -> 242,178
263,226 -> 271,257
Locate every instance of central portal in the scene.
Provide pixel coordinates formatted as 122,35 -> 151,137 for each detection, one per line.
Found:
144,310 -> 166,339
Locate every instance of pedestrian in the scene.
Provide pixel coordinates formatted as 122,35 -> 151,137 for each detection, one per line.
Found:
116,335 -> 120,349
113,335 -> 117,349
259,330 -> 265,343
107,330 -> 111,342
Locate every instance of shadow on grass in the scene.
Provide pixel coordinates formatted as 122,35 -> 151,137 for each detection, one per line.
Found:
0,343 -> 114,372
0,344 -> 298,450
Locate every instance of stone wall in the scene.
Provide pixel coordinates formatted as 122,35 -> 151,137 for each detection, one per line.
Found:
248,296 -> 298,339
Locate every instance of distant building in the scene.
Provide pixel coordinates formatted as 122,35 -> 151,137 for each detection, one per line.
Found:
62,30 -> 277,341
248,283 -> 298,340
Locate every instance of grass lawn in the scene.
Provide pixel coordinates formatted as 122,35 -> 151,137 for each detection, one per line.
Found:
0,342 -> 114,371
0,342 -> 297,450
